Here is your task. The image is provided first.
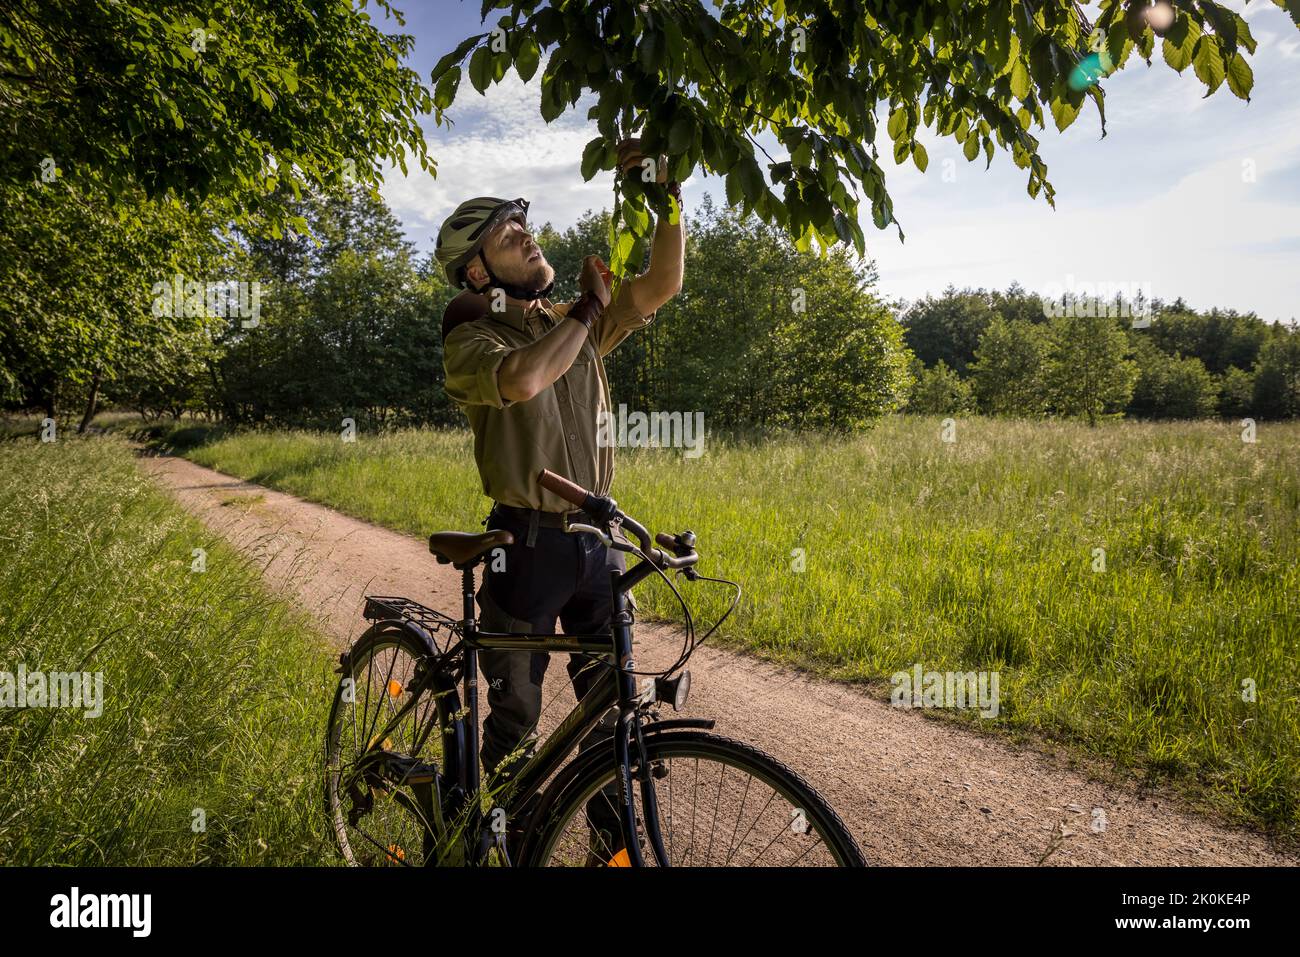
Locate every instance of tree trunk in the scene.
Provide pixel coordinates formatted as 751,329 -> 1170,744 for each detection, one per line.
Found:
77,369 -> 102,434
39,373 -> 57,421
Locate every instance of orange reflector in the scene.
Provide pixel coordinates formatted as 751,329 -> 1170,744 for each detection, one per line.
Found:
607,848 -> 631,867
387,680 -> 403,698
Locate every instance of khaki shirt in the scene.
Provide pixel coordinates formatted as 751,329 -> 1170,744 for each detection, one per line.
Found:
443,284 -> 655,512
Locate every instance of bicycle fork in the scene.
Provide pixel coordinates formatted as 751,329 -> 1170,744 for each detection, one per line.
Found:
609,569 -> 671,868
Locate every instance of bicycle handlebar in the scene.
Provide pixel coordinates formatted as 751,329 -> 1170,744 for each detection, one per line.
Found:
536,468 -> 698,570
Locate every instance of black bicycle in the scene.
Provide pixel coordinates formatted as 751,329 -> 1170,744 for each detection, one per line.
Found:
324,468 -> 866,867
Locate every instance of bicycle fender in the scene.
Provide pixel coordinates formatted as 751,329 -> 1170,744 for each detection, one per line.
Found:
335,619 -> 441,675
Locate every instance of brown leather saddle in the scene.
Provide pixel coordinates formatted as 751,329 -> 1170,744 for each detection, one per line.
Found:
428,529 -> 514,568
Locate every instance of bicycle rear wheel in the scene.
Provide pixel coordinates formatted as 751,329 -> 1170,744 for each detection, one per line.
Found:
528,730 -> 866,867
325,624 -> 447,866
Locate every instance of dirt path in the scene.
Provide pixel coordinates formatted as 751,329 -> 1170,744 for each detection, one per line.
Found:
137,449 -> 1294,866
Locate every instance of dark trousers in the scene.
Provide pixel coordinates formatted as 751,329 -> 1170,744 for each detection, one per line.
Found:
475,505 -> 631,837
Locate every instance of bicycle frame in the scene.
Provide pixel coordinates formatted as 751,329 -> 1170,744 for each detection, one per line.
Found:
354,549 -> 683,866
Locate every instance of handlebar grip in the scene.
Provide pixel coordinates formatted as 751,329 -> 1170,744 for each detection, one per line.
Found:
537,469 -> 590,508
655,532 -> 680,551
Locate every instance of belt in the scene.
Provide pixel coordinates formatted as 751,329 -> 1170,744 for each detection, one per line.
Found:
486,502 -> 597,547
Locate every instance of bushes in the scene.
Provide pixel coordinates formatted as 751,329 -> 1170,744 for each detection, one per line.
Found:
902,286 -> 1297,421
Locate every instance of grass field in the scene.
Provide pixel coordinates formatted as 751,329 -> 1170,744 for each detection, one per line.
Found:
149,415 -> 1300,837
0,434 -> 337,865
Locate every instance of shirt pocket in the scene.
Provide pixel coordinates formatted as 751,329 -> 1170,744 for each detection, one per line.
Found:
517,383 -> 561,421
565,343 -> 602,414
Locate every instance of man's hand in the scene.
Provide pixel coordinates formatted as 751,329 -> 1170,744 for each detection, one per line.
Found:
579,254 -> 613,309
615,137 -> 668,184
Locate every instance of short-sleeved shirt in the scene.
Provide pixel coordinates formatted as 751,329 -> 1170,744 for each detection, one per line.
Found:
442,284 -> 655,512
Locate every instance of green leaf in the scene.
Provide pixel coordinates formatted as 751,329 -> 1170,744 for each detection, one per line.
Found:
669,113 -> 693,154
622,197 -> 650,234
963,134 -> 979,162
468,46 -> 492,93
1192,36 -> 1225,94
431,35 -> 481,82
615,228 -> 634,264
515,35 -> 540,82
540,74 -> 563,122
638,31 -> 661,74
1009,59 -> 1031,100
726,170 -> 744,207
887,106 -> 907,140
1161,15 -> 1201,73
433,66 -> 460,110
1049,93 -> 1080,131
1225,52 -> 1253,100
581,136 -> 605,181
911,141 -> 928,173
737,158 -> 764,202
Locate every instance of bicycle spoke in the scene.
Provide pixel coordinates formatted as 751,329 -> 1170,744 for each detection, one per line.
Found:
703,761 -> 726,865
723,772 -> 754,866
328,635 -> 446,867
533,737 -> 856,867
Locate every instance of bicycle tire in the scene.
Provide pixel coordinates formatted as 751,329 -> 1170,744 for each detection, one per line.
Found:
325,623 -> 447,866
526,730 -> 866,867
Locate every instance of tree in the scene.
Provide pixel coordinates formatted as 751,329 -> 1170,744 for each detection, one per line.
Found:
0,179 -> 223,426
1040,314 -> 1137,425
901,288 -> 1000,375
211,186 -> 450,429
1,0 -> 435,234
1148,307 -> 1271,374
535,194 -> 912,430
432,0 -> 1291,279
1127,336 -> 1218,419
907,360 -> 974,415
969,317 -> 1047,415
1252,327 -> 1300,418
1217,366 -> 1255,419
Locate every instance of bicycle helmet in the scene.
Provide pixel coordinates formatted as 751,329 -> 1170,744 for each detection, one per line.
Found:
434,196 -> 554,300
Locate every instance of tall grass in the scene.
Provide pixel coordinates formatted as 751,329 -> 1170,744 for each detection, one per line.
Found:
0,435 -> 337,865
162,417 -> 1300,836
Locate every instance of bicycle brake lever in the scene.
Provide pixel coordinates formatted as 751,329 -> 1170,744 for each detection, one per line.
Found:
564,521 -> 616,547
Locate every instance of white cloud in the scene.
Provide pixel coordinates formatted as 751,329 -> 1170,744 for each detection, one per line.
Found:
380,54 -> 620,238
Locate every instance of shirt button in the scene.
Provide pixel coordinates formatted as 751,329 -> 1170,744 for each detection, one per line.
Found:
569,432 -> 577,441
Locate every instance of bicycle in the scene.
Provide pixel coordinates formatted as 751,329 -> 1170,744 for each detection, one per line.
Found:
324,468 -> 867,867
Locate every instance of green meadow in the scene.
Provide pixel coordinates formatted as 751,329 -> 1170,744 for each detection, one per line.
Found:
0,436 -> 336,865
156,416 -> 1300,837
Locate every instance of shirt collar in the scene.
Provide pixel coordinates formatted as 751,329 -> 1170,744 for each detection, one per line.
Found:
497,297 -> 555,332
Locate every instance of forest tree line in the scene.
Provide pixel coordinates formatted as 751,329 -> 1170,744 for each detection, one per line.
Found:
901,285 -> 1300,423
4,183 -> 1297,435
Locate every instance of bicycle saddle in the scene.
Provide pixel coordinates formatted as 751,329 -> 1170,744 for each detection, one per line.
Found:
428,529 -> 514,568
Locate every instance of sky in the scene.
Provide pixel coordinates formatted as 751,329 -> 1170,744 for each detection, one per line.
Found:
374,1 -> 1300,323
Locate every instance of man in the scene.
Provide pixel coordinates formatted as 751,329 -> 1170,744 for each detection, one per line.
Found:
434,139 -> 684,863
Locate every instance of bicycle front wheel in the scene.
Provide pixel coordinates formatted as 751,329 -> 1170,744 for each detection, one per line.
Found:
528,730 -> 866,867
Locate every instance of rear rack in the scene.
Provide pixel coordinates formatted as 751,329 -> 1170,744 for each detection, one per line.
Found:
364,596 -> 461,652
